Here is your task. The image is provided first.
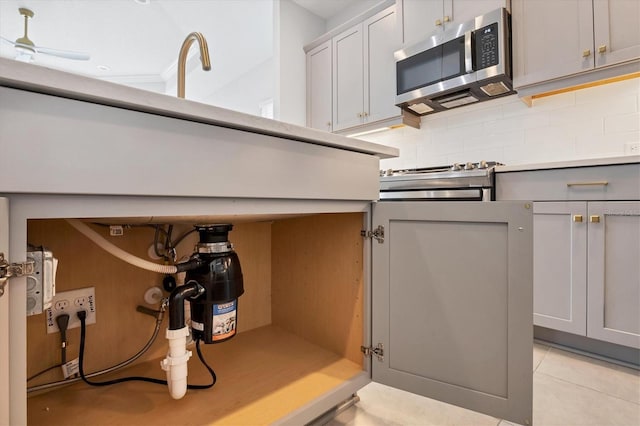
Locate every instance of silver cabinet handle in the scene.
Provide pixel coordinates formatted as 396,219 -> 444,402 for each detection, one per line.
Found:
567,181 -> 608,187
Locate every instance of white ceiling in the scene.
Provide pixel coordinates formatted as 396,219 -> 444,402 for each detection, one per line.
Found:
291,0 -> 360,19
0,0 -> 364,96
0,0 -> 275,92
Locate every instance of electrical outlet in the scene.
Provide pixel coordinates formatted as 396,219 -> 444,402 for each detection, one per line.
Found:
46,287 -> 96,334
624,142 -> 640,155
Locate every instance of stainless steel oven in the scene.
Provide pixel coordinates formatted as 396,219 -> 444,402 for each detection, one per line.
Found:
379,161 -> 501,201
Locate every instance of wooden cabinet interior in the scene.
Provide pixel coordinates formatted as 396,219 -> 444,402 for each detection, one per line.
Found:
26,213 -> 364,424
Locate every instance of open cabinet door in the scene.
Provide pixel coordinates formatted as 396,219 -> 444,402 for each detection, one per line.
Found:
371,201 -> 533,425
0,198 -> 9,425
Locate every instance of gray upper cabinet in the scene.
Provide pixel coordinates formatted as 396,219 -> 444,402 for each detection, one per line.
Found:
400,0 -> 507,46
512,0 -> 640,89
593,0 -> 640,69
332,5 -> 400,132
333,24 -> 365,131
306,40 -> 333,132
363,7 -> 402,127
371,201 -> 533,426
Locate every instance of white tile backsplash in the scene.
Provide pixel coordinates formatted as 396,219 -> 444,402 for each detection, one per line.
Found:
365,78 -> 640,169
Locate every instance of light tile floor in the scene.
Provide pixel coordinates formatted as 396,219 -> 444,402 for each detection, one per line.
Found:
326,343 -> 640,426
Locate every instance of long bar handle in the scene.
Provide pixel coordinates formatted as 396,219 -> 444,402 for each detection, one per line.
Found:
567,181 -> 608,187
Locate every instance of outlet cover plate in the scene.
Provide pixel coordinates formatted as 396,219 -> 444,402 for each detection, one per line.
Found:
46,287 -> 96,334
624,142 -> 640,155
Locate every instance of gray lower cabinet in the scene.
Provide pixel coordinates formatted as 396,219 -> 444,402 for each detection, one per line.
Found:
371,201 -> 533,426
497,163 -> 640,350
533,201 -> 640,349
533,202 -> 588,335
586,202 -> 640,348
2,198 -> 534,425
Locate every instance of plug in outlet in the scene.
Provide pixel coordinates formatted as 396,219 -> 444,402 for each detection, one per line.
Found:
624,142 -> 640,155
46,287 -> 96,334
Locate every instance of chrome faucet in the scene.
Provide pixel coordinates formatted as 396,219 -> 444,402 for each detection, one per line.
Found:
177,32 -> 211,99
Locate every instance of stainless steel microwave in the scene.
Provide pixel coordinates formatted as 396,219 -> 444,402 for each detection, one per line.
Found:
395,8 -> 513,118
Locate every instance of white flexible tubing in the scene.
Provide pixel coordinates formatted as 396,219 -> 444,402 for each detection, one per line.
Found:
66,219 -> 178,274
161,326 -> 192,399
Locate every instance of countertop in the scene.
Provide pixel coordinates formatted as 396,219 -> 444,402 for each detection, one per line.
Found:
0,58 -> 398,159
496,155 -> 640,172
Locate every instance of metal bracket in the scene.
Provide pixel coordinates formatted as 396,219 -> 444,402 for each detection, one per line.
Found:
361,225 -> 385,243
361,343 -> 384,362
0,252 -> 35,297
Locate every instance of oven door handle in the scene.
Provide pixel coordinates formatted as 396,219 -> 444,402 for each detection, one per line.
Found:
379,189 -> 487,201
464,31 -> 474,73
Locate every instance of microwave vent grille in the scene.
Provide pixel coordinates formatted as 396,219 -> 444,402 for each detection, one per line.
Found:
480,81 -> 510,97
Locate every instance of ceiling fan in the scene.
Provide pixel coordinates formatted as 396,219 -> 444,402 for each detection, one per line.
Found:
0,8 -> 90,62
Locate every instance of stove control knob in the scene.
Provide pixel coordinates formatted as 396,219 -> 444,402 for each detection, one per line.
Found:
478,160 -> 488,169
451,163 -> 462,171
464,162 -> 476,170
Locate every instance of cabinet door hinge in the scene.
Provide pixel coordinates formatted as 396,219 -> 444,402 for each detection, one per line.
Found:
361,225 -> 385,243
0,252 -> 35,297
361,343 -> 384,361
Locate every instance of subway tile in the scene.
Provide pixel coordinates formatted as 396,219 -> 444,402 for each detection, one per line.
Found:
604,113 -> 640,134
503,140 -> 575,165
574,94 -> 637,118
524,125 -> 575,148
454,147 -> 505,164
575,78 -> 640,105
537,348 -> 640,404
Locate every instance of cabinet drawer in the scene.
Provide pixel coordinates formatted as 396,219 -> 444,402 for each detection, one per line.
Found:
496,163 -> 640,201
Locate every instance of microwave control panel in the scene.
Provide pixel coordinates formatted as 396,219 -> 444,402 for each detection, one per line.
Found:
474,22 -> 499,70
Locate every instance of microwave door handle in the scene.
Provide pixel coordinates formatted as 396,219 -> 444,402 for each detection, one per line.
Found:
464,31 -> 473,73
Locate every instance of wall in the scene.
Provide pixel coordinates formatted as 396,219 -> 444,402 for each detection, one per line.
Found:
201,58 -> 275,117
360,77 -> 640,170
326,0 -> 386,31
275,0 -> 326,125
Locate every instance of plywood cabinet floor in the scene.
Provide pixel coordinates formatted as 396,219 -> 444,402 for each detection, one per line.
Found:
27,325 -> 363,425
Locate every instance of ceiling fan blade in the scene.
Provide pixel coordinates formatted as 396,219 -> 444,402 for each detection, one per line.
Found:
0,36 -> 17,46
35,45 -> 90,61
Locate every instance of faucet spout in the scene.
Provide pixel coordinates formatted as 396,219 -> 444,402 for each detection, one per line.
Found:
177,32 -> 211,99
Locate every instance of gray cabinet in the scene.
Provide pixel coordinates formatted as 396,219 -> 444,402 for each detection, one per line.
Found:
400,0 -> 507,45
306,40 -> 332,132
497,163 -> 640,349
512,0 -> 640,89
533,202 -> 588,335
587,202 -> 640,348
332,6 -> 400,132
371,201 -> 533,426
332,23 -> 364,131
536,200 -> 640,350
